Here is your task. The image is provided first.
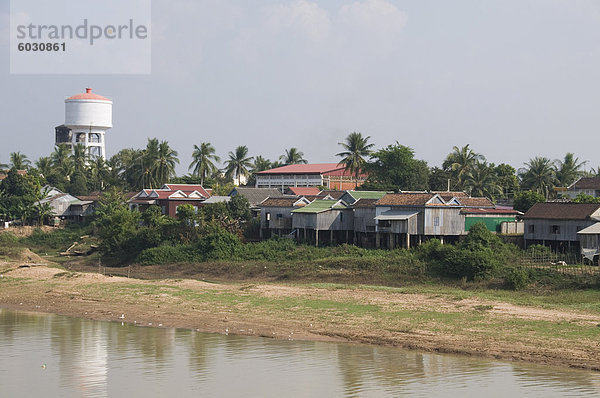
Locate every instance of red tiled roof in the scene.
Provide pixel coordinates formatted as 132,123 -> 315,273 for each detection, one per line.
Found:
162,184 -> 210,197
523,202 -> 600,220
318,190 -> 345,199
377,193 -> 436,206
287,187 -> 320,195
67,88 -> 111,102
257,163 -> 344,175
434,191 -> 468,201
352,198 -> 379,208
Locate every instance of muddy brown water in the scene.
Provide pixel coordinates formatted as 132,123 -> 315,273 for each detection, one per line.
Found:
1,308 -> 599,397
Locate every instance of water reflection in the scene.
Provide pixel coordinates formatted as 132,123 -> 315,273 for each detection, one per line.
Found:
1,308 -> 599,397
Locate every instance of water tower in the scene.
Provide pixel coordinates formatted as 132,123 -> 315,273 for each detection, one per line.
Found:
55,88 -> 112,160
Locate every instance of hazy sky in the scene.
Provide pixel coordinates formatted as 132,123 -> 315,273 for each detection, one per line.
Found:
1,0 -> 600,174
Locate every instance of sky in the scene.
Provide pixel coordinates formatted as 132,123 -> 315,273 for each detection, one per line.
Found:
1,0 -> 600,175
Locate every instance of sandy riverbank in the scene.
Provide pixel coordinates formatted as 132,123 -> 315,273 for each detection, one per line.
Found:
1,261 -> 599,371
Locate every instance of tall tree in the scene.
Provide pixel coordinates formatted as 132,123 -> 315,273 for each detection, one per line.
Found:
35,157 -> 53,178
71,144 -> 88,174
188,142 -> 220,185
362,143 -> 429,191
225,146 -> 253,186
152,140 -> 179,187
463,162 -> 502,199
88,156 -> 110,191
442,145 -> 485,190
554,153 -> 586,187
518,156 -> 557,199
10,152 -> 31,170
279,148 -> 307,165
336,132 -> 374,188
51,144 -> 74,176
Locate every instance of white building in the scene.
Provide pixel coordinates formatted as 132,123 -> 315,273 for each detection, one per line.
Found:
55,88 -> 113,160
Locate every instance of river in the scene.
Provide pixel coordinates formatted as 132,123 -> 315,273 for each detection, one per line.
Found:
0,308 -> 598,397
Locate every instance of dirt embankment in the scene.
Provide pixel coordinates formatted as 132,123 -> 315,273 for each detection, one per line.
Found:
1,262 -> 600,371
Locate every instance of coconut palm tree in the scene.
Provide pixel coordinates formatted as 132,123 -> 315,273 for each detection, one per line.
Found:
71,144 -> 88,174
151,140 -> 179,187
279,148 -> 307,165
225,145 -> 253,186
519,156 -> 557,199
554,153 -> 586,187
251,156 -> 272,173
51,144 -> 74,178
442,145 -> 485,190
35,157 -> 53,178
188,142 -> 220,185
10,152 -> 31,170
336,132 -> 374,188
89,156 -> 111,190
463,162 -> 502,199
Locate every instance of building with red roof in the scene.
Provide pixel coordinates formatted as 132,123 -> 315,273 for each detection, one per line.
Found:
128,184 -> 211,217
255,163 -> 367,191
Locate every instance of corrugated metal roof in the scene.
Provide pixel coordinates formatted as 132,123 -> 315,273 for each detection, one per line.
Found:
347,191 -> 387,200
286,187 -> 320,195
570,177 -> 600,190
456,197 -> 494,207
578,223 -> 600,234
377,193 -> 437,206
375,210 -> 419,221
257,163 -> 343,174
292,200 -> 348,213
230,188 -> 287,205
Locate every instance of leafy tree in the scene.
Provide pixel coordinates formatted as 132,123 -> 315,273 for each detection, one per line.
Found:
225,145 -> 253,186
0,168 -> 42,222
442,145 -> 485,190
10,152 -> 31,170
428,167 -> 453,191
189,142 -> 220,185
227,194 -> 252,222
35,157 -> 53,178
71,144 -> 88,174
336,132 -> 374,188
279,148 -> 307,165
572,193 -> 600,204
51,144 -> 74,177
493,163 -> 519,200
518,157 -> 556,199
362,143 -> 428,191
69,170 -> 89,196
88,156 -> 110,191
463,162 -> 502,199
554,153 -> 586,187
513,190 -> 545,213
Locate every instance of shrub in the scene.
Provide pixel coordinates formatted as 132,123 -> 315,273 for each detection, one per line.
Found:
0,231 -> 19,244
196,231 -> 241,260
136,244 -> 196,265
504,267 -> 529,290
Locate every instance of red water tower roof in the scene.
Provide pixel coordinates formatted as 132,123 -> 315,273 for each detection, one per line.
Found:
67,88 -> 111,101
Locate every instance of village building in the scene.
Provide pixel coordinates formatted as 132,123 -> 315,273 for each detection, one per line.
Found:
522,202 -> 600,251
564,177 -> 600,199
374,193 -> 466,249
340,190 -> 387,205
229,187 -> 287,217
285,187 -> 320,196
129,184 -> 210,217
577,223 -> 600,265
255,164 -> 367,191
292,199 -> 354,246
258,196 -> 310,238
36,187 -> 94,222
351,198 -> 380,247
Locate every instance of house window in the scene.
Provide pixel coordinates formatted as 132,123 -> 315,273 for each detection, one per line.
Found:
551,225 -> 560,234
276,213 -> 283,219
266,213 -> 271,221
528,225 -> 535,233
434,217 -> 440,227
379,220 -> 391,228
340,212 -> 344,222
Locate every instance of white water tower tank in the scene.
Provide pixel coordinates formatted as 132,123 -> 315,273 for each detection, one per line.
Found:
59,88 -> 113,160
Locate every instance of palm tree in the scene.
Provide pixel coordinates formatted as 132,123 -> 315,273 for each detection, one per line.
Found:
10,152 -> 31,170
71,144 -> 88,174
251,156 -> 272,173
336,132 -> 374,188
51,144 -> 74,178
151,140 -> 179,187
442,145 -> 485,190
89,156 -> 111,190
519,156 -> 557,199
0,161 -> 9,171
279,148 -> 307,165
224,146 -> 253,186
554,153 -> 586,187
188,142 -> 220,185
35,157 -> 53,177
463,162 -> 502,199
